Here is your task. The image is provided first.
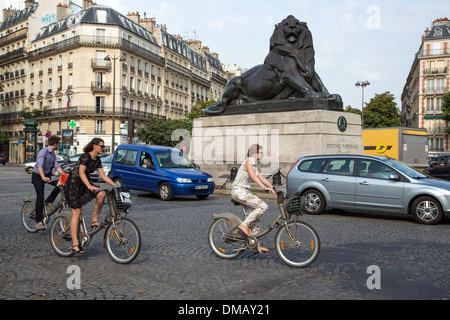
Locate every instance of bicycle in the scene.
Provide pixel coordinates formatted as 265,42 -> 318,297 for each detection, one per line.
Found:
21,183 -> 69,233
208,187 -> 320,267
49,186 -> 142,264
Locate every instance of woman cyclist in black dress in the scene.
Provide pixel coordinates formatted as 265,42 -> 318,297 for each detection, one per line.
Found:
64,138 -> 115,254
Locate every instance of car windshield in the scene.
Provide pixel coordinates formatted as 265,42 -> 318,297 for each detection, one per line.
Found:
154,150 -> 194,168
383,158 -> 428,179
102,154 -> 114,163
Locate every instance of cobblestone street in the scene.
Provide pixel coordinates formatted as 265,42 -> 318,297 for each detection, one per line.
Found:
0,166 -> 448,301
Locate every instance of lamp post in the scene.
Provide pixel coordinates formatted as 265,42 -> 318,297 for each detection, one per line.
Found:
355,80 -> 370,128
104,54 -> 125,153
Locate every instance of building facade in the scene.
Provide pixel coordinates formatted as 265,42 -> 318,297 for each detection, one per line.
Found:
0,0 -> 228,162
402,18 -> 450,157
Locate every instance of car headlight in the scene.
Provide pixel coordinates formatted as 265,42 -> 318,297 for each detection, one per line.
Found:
207,177 -> 213,182
177,178 -> 192,183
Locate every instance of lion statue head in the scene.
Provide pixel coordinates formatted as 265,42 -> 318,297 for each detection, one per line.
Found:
270,15 -> 308,49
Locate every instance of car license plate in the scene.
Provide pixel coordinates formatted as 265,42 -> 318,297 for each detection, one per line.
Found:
195,185 -> 208,190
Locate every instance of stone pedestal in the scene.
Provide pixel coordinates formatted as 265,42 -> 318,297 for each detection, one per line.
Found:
191,109 -> 363,183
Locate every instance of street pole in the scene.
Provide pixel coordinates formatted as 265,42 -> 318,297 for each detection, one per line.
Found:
355,80 -> 370,128
105,54 -> 125,153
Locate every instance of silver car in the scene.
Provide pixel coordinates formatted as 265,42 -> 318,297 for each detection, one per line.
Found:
286,154 -> 450,225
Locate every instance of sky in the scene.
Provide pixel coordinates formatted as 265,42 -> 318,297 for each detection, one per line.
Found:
2,0 -> 450,110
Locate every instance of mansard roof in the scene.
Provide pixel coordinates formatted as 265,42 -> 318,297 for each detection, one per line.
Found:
425,23 -> 450,41
32,4 -> 158,46
0,3 -> 38,31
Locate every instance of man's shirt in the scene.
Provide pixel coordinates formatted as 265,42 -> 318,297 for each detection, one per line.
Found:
32,146 -> 60,175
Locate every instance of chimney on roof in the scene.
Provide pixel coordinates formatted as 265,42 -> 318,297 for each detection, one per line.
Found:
127,11 -> 140,24
25,0 -> 36,9
57,2 -> 72,21
82,0 -> 94,10
140,17 -> 156,32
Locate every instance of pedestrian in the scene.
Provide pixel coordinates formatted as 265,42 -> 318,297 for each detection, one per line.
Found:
63,138 -> 115,254
231,144 -> 275,252
31,135 -> 63,230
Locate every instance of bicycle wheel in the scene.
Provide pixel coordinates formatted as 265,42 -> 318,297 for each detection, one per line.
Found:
274,221 -> 320,268
104,217 -> 141,264
21,200 -> 38,233
208,217 -> 246,259
49,215 -> 75,257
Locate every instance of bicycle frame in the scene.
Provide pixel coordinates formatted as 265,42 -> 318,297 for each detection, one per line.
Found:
54,188 -> 126,246
212,188 -> 290,245
22,186 -> 69,226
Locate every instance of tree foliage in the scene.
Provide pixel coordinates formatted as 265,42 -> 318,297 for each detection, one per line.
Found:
363,91 -> 400,128
441,92 -> 450,134
344,105 -> 362,115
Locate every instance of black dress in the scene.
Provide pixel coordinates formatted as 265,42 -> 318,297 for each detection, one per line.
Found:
64,153 -> 102,209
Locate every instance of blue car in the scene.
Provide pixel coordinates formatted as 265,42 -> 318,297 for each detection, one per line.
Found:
110,144 -> 215,200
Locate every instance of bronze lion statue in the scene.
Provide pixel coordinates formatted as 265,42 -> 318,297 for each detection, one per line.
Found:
206,15 -> 341,115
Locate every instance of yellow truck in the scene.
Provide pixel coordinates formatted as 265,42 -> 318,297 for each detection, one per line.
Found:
362,127 -> 428,168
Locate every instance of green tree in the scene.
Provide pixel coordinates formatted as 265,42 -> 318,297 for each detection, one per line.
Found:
137,98 -> 216,146
441,92 -> 450,134
0,121 -> 9,142
186,98 -> 216,121
344,105 -> 362,115
363,91 -> 400,128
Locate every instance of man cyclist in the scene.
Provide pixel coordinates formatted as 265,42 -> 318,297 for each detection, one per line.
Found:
32,135 -> 63,230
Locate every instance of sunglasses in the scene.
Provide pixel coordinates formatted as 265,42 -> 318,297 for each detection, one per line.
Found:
97,144 -> 105,149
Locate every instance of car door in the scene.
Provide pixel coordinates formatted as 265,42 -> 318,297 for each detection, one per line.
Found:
135,151 -> 158,191
321,158 -> 356,208
355,159 -> 404,212
114,149 -> 139,188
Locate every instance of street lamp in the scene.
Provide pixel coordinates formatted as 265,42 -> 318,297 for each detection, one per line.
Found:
104,54 -> 125,153
355,80 -> 370,127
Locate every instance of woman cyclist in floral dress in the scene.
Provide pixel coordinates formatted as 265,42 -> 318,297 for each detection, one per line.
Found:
231,144 -> 275,252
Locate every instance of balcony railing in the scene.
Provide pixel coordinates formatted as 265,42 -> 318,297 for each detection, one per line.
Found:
28,36 -> 166,66
0,106 -> 167,121
91,82 -> 111,93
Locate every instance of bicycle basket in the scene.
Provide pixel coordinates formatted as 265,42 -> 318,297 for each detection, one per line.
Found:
112,187 -> 133,211
284,192 -> 305,216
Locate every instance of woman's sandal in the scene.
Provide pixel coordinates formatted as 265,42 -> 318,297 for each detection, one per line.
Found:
72,244 -> 85,254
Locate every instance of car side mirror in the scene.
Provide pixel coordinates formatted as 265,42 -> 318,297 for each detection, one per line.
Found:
389,174 -> 400,181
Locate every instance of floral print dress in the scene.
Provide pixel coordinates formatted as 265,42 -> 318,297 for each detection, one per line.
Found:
64,153 -> 102,209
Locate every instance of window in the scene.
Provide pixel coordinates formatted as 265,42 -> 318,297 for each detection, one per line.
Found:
96,10 -> 107,23
324,159 -> 354,175
436,138 -> 444,152
298,159 -> 327,173
115,149 -> 138,166
427,98 -> 434,112
359,160 -> 395,180
96,120 -> 104,134
96,97 -> 105,113
139,151 -> 154,168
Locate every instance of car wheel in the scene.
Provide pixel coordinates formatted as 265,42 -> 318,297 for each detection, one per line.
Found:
158,182 -> 173,201
411,196 -> 443,225
302,189 -> 326,215
26,167 -> 33,174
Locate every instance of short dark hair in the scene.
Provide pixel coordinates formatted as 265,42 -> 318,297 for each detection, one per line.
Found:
48,135 -> 61,146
